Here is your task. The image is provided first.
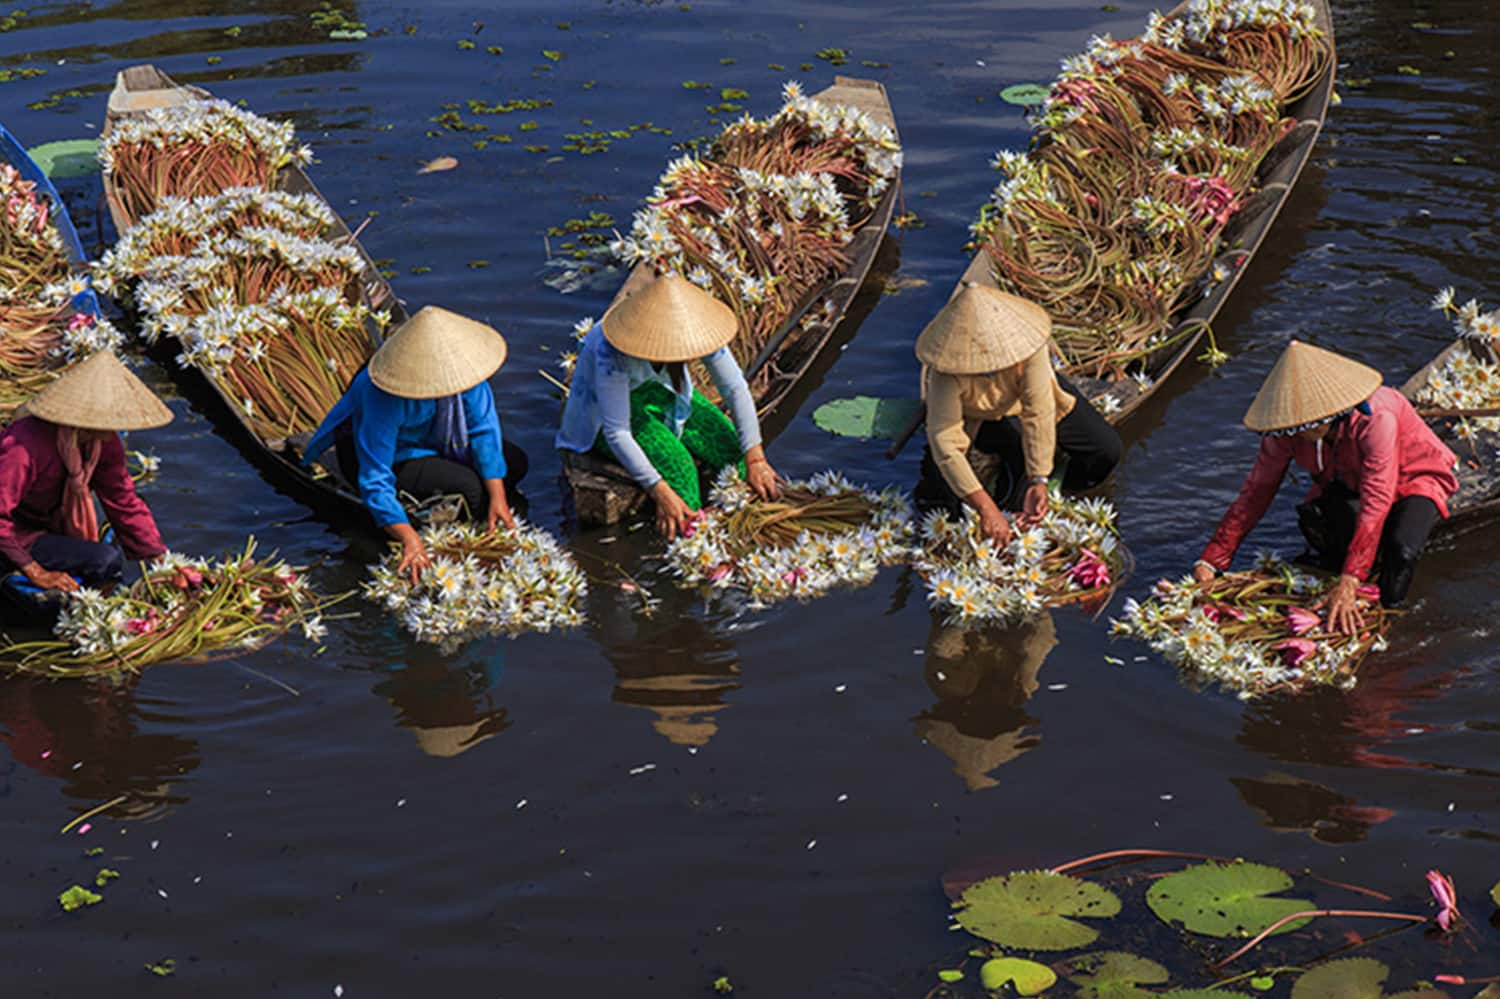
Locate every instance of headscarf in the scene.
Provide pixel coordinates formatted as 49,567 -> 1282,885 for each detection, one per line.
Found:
429,394 -> 470,463
56,425 -> 102,542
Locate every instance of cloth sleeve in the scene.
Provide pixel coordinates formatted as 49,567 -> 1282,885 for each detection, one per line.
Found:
597,350 -> 662,490
1343,411 -> 1399,579
702,347 -> 762,454
925,369 -> 984,498
92,434 -> 166,559
1200,436 -> 1294,569
355,387 -> 411,527
1017,350 -> 1058,480
463,382 -> 507,481
0,435 -> 36,567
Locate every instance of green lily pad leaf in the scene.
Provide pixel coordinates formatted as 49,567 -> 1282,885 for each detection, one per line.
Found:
1291,959 -> 1389,999
1251,977 -> 1277,992
1146,862 -> 1313,938
812,396 -> 921,440
58,885 -> 103,911
1067,952 -> 1169,999
1164,992 -> 1248,999
955,871 -> 1121,950
938,969 -> 964,983
1000,83 -> 1050,106
981,957 -> 1057,995
1490,879 -> 1499,908
27,138 -> 98,178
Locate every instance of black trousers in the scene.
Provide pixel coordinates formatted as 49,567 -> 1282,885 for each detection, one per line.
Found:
1297,480 -> 1440,608
337,438 -> 529,521
917,374 -> 1123,512
25,534 -> 126,586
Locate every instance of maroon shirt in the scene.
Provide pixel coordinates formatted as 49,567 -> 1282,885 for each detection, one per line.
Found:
0,416 -> 165,569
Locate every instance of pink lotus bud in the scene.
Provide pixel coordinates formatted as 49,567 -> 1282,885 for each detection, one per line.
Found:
1272,637 -> 1317,667
1357,583 -> 1381,602
1435,976 -> 1466,985
124,617 -> 157,636
707,563 -> 733,582
1285,606 -> 1322,636
1426,870 -> 1460,932
1067,548 -> 1112,589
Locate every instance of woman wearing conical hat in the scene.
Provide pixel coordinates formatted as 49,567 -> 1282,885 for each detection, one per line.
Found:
304,307 -> 529,583
0,351 -> 172,593
556,275 -> 781,538
915,282 -> 1122,546
1194,341 -> 1458,633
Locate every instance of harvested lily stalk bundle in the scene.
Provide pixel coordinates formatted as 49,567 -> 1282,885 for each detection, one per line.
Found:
364,521 -> 588,651
914,493 -> 1125,624
1112,554 -> 1393,698
0,541 -> 336,679
971,0 -> 1331,380
0,164 -> 122,422
1418,289 -> 1500,444
99,98 -> 313,229
664,468 -> 912,606
610,81 -> 901,372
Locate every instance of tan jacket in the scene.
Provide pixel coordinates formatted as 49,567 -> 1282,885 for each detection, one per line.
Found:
923,345 -> 1076,498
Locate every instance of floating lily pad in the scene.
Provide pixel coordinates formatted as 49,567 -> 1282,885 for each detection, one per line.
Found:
1164,992 -> 1248,999
27,138 -> 98,178
1291,960 -> 1398,999
954,871 -> 1121,950
1067,952 -> 1169,999
1000,83 -> 1050,106
812,396 -> 921,440
980,957 -> 1057,995
1146,862 -> 1312,938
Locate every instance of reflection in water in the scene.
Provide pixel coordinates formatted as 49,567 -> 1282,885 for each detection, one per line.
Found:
371,651 -> 509,758
1232,772 -> 1395,844
914,612 -> 1055,791
0,675 -> 199,819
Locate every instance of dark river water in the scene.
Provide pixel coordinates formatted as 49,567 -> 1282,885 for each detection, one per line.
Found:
2,1 -> 1498,996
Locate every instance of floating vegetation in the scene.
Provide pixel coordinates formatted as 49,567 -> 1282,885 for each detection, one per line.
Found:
364,521 -> 587,651
914,493 -> 1125,625
58,885 -> 102,911
683,80 -> 712,90
542,49 -> 564,61
546,211 -> 615,256
0,66 -> 45,83
970,0 -> 1332,380
1111,554 -> 1394,698
610,80 -> 901,375
953,871 -> 1123,950
0,9 -> 28,32
309,2 -> 366,37
1147,862 -> 1312,938
1417,288 -> 1500,443
815,47 -> 850,66
99,98 -> 311,229
0,541 -> 336,678
664,468 -> 912,607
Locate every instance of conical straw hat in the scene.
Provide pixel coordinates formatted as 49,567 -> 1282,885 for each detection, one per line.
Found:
368,306 -> 508,400
25,351 -> 173,431
600,274 -> 738,363
914,282 -> 1052,375
1242,340 -> 1382,433
410,721 -> 499,759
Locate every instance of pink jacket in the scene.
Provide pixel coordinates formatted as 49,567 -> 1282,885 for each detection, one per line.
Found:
1201,387 -> 1457,580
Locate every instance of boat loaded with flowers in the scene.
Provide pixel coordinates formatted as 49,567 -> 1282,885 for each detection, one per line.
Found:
97,64 -> 406,524
561,76 -> 902,526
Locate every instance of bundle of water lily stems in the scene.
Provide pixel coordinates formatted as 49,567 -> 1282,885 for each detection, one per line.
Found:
1112,555 -> 1393,698
973,0 -> 1331,380
95,187 -> 382,439
914,493 -> 1125,624
0,164 -> 121,422
665,468 -> 912,605
609,81 -> 901,377
364,521 -> 588,651
0,541 -> 336,679
1417,289 -> 1500,445
99,97 -> 313,229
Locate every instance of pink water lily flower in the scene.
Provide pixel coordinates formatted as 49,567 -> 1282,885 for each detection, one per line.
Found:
707,563 -> 733,583
1357,583 -> 1381,603
1201,603 -> 1246,625
124,616 -> 157,636
781,567 -> 807,586
1426,869 -> 1460,932
1272,637 -> 1318,667
1067,548 -> 1112,589
1285,606 -> 1322,636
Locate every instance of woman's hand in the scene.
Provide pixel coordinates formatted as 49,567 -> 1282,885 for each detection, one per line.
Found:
22,561 -> 77,593
744,446 -> 781,501
964,490 -> 1013,547
1016,481 -> 1049,528
1314,574 -> 1365,635
1191,561 -> 1217,585
485,478 -> 516,533
651,480 -> 694,540
386,523 -> 430,584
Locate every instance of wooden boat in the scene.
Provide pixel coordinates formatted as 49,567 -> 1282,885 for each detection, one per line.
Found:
100,64 -> 406,526
1400,336 -> 1500,524
908,0 -> 1335,441
0,122 -> 104,619
561,75 -> 901,526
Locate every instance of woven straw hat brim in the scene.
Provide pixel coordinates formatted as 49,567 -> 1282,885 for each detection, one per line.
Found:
1243,340 -> 1383,432
25,351 -> 173,431
600,274 -> 738,363
915,283 -> 1053,375
369,306 -> 508,400
411,721 -> 498,759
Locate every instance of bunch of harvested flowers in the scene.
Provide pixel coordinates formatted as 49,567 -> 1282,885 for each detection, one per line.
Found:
664,467 -> 912,606
914,492 -> 1125,624
1111,553 -> 1393,698
1416,288 -> 1500,445
610,81 -> 900,385
971,0 -> 1331,380
0,540 -> 336,678
100,98 -> 313,228
364,521 -> 588,651
0,165 -> 121,421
